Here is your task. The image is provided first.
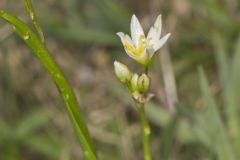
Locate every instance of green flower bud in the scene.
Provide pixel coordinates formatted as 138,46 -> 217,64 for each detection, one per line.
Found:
114,61 -> 131,83
130,73 -> 139,92
137,73 -> 150,93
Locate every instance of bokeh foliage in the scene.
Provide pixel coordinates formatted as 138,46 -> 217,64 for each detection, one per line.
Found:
0,0 -> 240,159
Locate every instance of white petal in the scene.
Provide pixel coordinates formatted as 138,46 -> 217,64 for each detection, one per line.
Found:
154,14 -> 162,36
117,32 -> 133,46
146,47 -> 155,59
138,48 -> 154,65
131,14 -> 144,46
138,50 -> 148,64
135,47 -> 155,65
147,14 -> 162,43
117,32 -> 137,60
117,32 -> 124,38
147,26 -> 156,40
117,32 -> 126,43
124,47 -> 138,60
153,33 -> 171,51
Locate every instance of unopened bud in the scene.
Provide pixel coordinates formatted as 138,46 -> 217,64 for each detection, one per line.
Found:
114,61 -> 131,83
130,73 -> 139,92
137,74 -> 150,93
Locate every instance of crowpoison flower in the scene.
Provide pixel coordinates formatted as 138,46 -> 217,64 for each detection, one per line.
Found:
117,14 -> 171,65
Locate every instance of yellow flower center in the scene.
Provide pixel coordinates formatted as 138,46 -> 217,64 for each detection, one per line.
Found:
124,35 -> 153,57
136,35 -> 153,56
124,41 -> 135,53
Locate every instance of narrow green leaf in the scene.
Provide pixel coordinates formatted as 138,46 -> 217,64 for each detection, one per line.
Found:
0,10 -> 97,160
213,33 -> 240,154
160,112 -> 179,160
16,109 -> 52,137
228,35 -> 240,154
22,134 -> 62,159
212,33 -> 229,88
198,67 -> 235,160
23,0 -> 45,43
232,35 -> 240,77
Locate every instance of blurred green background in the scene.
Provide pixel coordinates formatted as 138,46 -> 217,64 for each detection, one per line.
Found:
0,0 -> 240,159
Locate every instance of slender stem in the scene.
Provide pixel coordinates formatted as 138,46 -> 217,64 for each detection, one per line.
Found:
135,102 -> 152,160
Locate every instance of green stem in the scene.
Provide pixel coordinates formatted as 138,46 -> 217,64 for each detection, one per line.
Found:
135,102 -> 152,160
0,10 -> 97,160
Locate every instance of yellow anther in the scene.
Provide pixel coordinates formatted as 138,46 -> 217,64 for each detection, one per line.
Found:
140,34 -> 145,40
124,41 -> 135,53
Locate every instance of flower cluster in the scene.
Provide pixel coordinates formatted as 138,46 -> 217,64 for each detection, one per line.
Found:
114,14 -> 170,103
114,61 -> 149,93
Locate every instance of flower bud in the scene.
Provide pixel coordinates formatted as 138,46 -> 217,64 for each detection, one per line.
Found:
130,73 -> 139,92
137,73 -> 150,93
114,61 -> 131,83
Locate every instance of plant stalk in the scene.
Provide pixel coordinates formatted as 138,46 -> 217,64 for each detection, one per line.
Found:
135,102 -> 152,160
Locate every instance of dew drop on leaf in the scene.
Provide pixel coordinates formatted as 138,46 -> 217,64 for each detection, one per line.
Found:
59,87 -> 65,92
84,151 -> 90,157
23,32 -> 30,40
65,94 -> 70,100
30,12 -> 35,20
12,25 -> 16,31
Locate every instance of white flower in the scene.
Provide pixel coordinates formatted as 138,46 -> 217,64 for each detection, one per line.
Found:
117,14 -> 171,65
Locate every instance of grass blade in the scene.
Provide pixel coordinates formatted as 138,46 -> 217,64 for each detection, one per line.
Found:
198,67 -> 235,160
0,10 -> 97,160
213,33 -> 240,155
23,0 -> 45,43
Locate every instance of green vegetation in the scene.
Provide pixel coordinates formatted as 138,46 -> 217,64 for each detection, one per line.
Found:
0,0 -> 239,159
